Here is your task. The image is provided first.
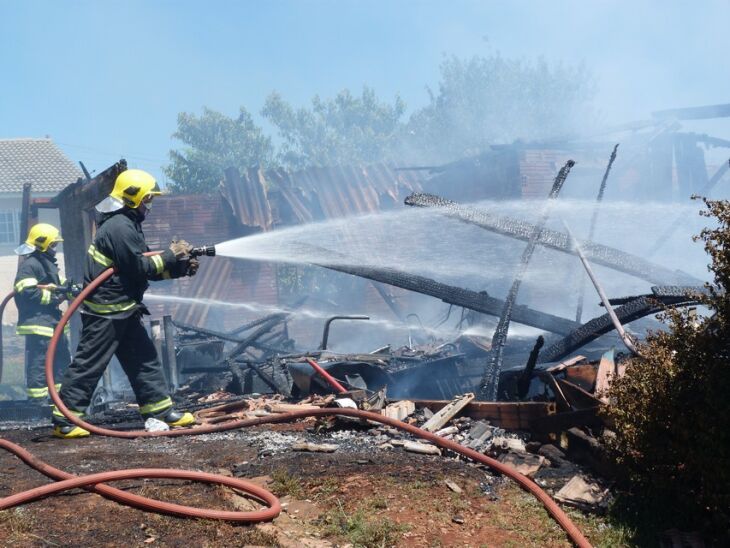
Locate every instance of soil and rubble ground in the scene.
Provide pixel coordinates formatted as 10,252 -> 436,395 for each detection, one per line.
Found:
0,414 -> 632,547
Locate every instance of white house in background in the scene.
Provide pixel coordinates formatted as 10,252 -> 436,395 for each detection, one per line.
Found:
0,138 -> 81,323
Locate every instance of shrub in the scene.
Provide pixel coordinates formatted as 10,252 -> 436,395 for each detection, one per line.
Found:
603,198 -> 730,540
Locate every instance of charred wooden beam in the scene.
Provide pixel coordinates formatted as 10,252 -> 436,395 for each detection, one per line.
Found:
539,291 -> 703,363
321,262 -> 579,336
576,144 -> 619,322
481,160 -> 574,401
404,193 -> 700,286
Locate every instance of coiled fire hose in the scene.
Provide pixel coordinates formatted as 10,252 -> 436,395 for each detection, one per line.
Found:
0,254 -> 593,548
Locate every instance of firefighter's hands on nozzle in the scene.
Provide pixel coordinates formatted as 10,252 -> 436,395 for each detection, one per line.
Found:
187,258 -> 199,277
169,239 -> 193,259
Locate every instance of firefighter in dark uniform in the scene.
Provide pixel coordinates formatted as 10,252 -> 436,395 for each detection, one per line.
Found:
53,169 -> 199,439
14,223 -> 76,403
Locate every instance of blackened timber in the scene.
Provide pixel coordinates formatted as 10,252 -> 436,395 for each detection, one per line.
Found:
481,160 -> 574,401
539,294 -> 702,363
576,145 -> 619,322
517,335 -> 544,399
404,193 -> 700,286
219,314 -> 288,364
321,263 -> 579,335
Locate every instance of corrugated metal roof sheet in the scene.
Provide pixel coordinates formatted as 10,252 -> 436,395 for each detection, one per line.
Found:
221,163 -> 427,230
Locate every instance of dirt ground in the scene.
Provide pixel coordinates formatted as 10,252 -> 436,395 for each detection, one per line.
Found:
0,421 -> 629,547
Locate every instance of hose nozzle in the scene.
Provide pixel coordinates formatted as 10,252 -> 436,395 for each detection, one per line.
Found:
190,245 -> 216,258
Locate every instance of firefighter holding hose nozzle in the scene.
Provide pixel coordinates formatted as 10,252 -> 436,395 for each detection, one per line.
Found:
52,169 -> 199,439
14,223 -> 78,404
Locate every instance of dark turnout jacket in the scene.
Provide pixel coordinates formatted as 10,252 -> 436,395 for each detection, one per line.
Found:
14,251 -> 65,337
83,209 -> 177,318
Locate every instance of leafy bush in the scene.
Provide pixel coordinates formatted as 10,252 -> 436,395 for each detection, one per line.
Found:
604,198 -> 730,540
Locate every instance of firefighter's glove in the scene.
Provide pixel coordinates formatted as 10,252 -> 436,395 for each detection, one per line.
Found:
186,258 -> 200,277
169,239 -> 193,259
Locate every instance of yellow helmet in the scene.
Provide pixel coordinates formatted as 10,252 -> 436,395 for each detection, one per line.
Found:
15,223 -> 63,255
95,169 -> 163,213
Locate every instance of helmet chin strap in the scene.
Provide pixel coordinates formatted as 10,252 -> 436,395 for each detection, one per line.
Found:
136,203 -> 149,221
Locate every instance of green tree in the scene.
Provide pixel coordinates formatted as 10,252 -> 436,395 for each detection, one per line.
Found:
262,87 -> 406,170
402,53 -> 596,164
165,107 -> 274,193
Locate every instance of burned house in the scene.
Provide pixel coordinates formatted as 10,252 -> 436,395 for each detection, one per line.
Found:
2,110 -> 722,406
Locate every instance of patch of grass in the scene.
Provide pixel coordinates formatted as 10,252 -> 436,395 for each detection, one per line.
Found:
507,487 -> 635,547
319,499 -> 407,547
0,509 -> 33,536
311,477 -> 339,501
0,509 -> 37,545
226,527 -> 281,547
270,469 -> 304,499
410,479 -> 429,489
367,495 -> 389,510
449,492 -> 470,512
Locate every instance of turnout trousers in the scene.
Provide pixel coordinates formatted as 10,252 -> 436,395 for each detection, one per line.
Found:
55,311 -> 171,420
25,334 -> 70,399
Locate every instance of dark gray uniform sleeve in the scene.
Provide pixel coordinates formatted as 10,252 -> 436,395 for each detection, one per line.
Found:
14,258 -> 47,305
109,222 -> 177,281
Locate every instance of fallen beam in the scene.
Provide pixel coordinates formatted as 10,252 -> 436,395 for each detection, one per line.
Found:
538,293 -> 702,363
404,193 -> 700,286
321,263 -> 579,336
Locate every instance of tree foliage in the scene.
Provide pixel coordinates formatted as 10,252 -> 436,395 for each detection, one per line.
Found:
164,107 -> 273,193
401,54 -> 596,164
604,197 -> 730,540
165,53 -> 595,191
262,88 -> 405,170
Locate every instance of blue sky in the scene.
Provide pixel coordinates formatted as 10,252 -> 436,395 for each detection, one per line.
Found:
2,0 -> 729,184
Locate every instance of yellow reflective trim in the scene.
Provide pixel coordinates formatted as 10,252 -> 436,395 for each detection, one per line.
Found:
151,254 -> 164,274
40,289 -> 52,305
27,387 -> 49,398
52,406 -> 84,418
88,244 -> 114,267
60,277 -> 67,285
83,299 -> 137,314
139,397 -> 172,415
16,325 -> 55,337
55,383 -> 62,391
14,277 -> 38,292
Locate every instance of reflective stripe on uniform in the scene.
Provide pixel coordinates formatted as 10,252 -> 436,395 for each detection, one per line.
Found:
40,288 -> 52,305
88,244 -> 114,267
14,277 -> 38,292
16,325 -> 55,337
27,387 -> 49,398
83,299 -> 137,314
139,397 -> 172,415
151,254 -> 164,274
52,406 -> 84,418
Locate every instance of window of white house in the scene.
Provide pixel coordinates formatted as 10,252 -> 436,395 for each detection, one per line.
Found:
0,210 -> 21,245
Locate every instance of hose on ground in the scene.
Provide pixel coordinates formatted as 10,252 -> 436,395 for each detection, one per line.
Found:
0,257 -> 593,548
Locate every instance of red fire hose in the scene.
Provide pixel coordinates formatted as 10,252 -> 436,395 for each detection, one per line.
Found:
0,291 -> 14,383
0,258 -> 593,548
305,357 -> 348,393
